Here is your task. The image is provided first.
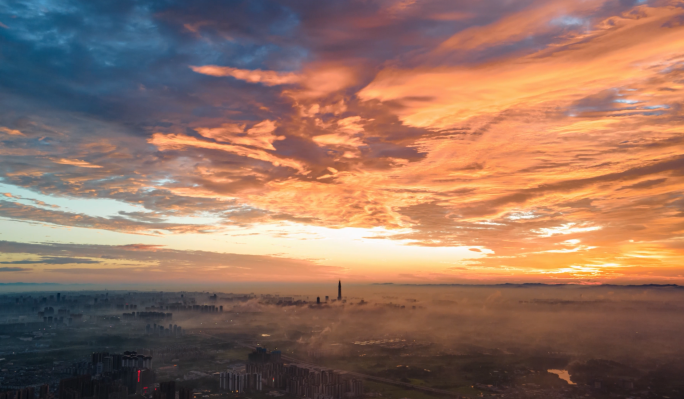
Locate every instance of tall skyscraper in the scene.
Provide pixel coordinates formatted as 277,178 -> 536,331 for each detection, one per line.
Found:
338,280 -> 341,300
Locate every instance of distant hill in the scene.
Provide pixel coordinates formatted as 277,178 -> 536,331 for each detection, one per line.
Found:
371,282 -> 682,288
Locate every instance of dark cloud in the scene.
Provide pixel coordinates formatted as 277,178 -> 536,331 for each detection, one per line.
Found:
0,257 -> 100,265
0,267 -> 31,272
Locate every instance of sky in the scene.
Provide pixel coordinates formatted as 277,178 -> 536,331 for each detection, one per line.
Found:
0,0 -> 684,285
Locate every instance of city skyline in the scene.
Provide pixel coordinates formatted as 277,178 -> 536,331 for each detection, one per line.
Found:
1,0 -> 684,285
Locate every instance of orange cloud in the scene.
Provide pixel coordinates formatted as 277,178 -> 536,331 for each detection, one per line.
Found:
192,63 -> 356,98
148,132 -> 307,173
0,126 -> 23,136
312,116 -> 368,148
435,0 -> 599,52
196,120 -> 284,150
359,4 -> 684,129
190,65 -> 300,85
51,158 -> 103,168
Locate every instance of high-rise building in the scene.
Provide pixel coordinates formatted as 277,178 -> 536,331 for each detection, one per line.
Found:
317,297 -> 320,304
92,352 -> 108,365
59,375 -> 130,399
247,362 -> 362,399
17,387 -> 35,399
338,280 -> 341,300
59,375 -> 91,399
156,381 -> 175,399
39,384 -> 50,399
220,371 -> 262,393
178,387 -> 192,399
103,356 -> 113,373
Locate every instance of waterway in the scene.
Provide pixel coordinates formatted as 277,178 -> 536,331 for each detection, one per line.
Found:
548,369 -> 575,385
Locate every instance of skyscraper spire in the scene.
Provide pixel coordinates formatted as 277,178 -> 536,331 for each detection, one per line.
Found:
338,280 -> 342,300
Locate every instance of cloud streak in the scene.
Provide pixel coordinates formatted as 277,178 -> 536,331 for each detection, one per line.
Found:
0,241 -> 344,283
190,66 -> 301,86
0,257 -> 100,265
0,267 -> 31,272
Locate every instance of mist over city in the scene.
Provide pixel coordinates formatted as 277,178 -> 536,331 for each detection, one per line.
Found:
2,0 -> 684,398
2,283 -> 684,398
